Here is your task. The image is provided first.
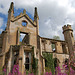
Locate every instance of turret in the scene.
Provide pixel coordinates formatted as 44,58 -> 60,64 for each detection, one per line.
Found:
34,7 -> 39,35
62,24 -> 74,58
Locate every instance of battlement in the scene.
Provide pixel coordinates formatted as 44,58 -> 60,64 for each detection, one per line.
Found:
62,24 -> 73,33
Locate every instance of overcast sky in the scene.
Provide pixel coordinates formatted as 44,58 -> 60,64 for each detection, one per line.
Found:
0,0 -> 75,40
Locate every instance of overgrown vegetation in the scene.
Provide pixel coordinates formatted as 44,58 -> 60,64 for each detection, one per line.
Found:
53,36 -> 60,40
0,66 -> 3,75
42,52 -> 55,75
32,47 -> 38,75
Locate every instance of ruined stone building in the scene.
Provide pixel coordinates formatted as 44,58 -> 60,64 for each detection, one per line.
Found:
0,2 -> 75,75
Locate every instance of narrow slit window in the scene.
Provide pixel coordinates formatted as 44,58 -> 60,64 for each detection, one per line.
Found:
62,44 -> 67,54
71,33 -> 73,37
25,52 -> 29,70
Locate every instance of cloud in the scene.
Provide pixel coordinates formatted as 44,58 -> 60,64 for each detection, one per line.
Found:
0,17 -> 3,27
20,33 -> 26,42
0,0 -> 75,40
0,29 -> 3,33
0,17 -> 4,33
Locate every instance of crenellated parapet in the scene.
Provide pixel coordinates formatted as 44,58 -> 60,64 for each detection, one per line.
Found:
62,24 -> 73,33
62,24 -> 75,58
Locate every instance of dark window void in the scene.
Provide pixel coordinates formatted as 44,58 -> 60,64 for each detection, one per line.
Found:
25,52 -> 29,70
54,58 -> 60,68
65,59 -> 68,64
25,57 -> 29,70
51,43 -> 56,52
45,59 -> 47,67
65,59 -> 69,69
71,33 -> 73,37
14,52 -> 19,65
62,44 -> 67,54
22,21 -> 27,26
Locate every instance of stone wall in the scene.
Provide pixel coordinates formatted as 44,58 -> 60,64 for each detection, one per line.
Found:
41,37 -> 69,54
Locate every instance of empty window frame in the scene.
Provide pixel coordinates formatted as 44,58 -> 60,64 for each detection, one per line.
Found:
22,20 -> 27,26
41,39 -> 46,51
71,33 -> 73,37
62,44 -> 67,54
65,58 -> 69,69
20,33 -> 26,42
51,43 -> 56,52
14,52 -> 19,65
54,58 -> 60,68
25,52 -> 30,70
20,32 -> 29,45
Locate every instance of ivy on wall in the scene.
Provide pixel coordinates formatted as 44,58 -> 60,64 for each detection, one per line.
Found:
0,66 -> 2,74
43,52 -> 55,75
32,47 -> 38,75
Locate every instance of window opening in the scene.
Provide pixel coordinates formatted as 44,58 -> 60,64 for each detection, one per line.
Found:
14,52 -> 19,65
25,52 -> 29,70
45,59 -> 47,67
22,21 -> 27,26
54,58 -> 60,68
65,59 -> 69,69
20,32 -> 29,45
51,43 -> 56,52
62,44 -> 67,54
71,33 -> 73,37
20,33 -> 26,43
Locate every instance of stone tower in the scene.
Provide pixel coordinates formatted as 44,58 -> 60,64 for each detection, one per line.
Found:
62,24 -> 74,58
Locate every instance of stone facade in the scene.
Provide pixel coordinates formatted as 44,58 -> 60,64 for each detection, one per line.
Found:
0,2 -> 74,75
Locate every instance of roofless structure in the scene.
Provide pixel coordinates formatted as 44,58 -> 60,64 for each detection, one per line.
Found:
0,2 -> 75,75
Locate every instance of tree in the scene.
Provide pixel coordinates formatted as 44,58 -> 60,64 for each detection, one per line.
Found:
53,36 -> 60,40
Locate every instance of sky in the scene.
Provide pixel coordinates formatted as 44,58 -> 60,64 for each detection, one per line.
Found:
0,0 -> 75,40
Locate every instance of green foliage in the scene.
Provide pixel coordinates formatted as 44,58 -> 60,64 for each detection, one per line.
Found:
71,65 -> 75,70
51,44 -> 55,50
0,66 -> 3,75
26,70 -> 29,75
53,58 -> 58,68
41,72 -> 44,75
53,36 -> 60,40
45,67 -> 51,72
32,47 -> 38,75
43,53 -> 55,75
0,66 -> 2,71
